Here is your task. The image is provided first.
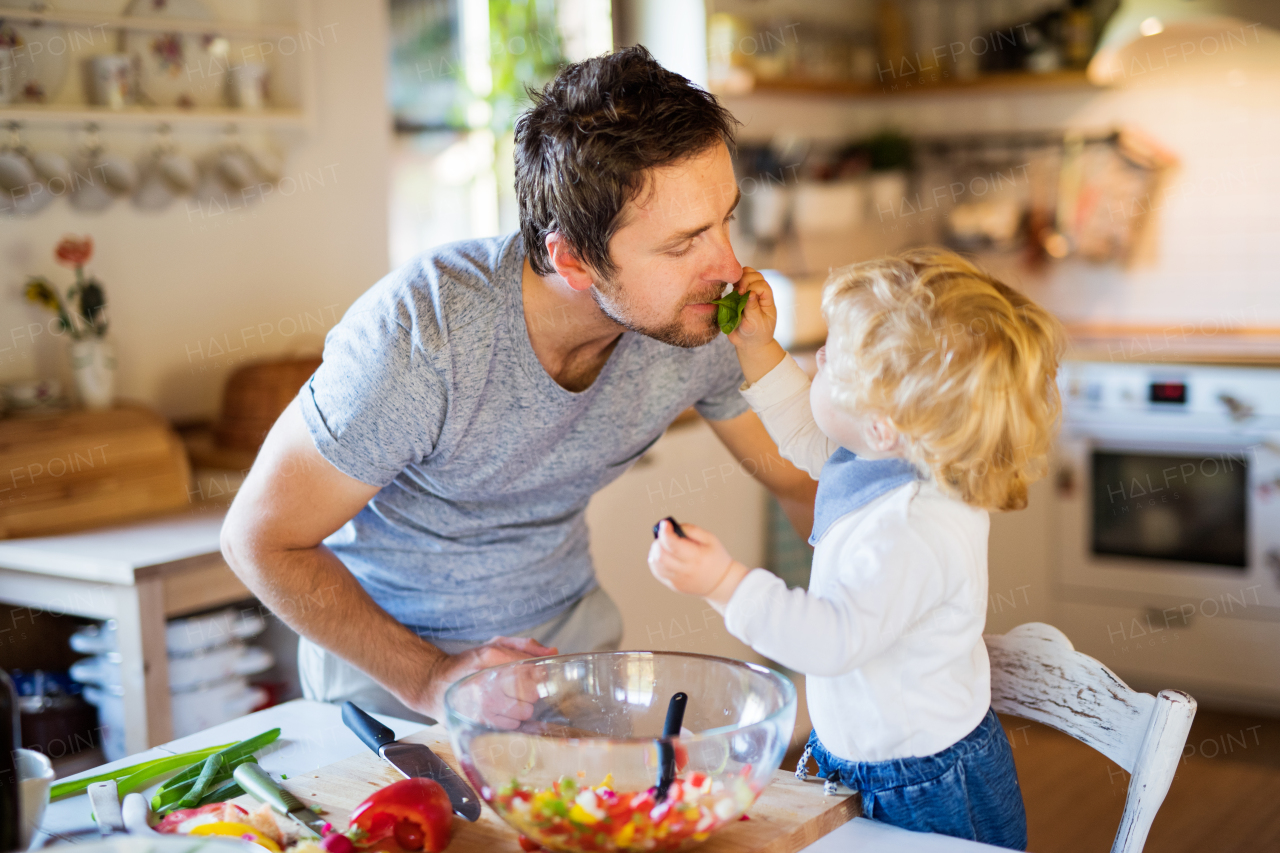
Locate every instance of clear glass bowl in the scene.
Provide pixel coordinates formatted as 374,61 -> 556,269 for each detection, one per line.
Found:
444,651 -> 797,853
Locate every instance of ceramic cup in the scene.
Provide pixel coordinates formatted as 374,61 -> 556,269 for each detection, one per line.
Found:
17,748 -> 55,849
134,144 -> 198,211
71,149 -> 138,212
0,48 -> 15,105
4,147 -> 69,216
217,147 -> 258,190
160,149 -> 199,193
0,146 -> 36,195
86,54 -> 135,109
0,145 -> 37,214
227,62 -> 268,110
31,150 -> 72,188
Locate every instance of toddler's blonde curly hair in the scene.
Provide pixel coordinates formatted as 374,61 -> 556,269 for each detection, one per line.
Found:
822,249 -> 1065,511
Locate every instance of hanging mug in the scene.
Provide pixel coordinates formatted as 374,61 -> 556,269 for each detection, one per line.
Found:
86,54 -> 135,109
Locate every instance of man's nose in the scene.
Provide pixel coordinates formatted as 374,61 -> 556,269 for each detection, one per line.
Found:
705,227 -> 743,284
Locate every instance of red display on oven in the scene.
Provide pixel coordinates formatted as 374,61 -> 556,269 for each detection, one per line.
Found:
1149,382 -> 1187,404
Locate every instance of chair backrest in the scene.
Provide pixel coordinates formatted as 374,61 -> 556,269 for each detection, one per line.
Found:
985,622 -> 1196,853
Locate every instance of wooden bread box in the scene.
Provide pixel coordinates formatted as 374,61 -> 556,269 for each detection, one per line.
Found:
0,404 -> 191,539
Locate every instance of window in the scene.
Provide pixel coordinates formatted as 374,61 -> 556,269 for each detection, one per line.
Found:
388,0 -> 612,267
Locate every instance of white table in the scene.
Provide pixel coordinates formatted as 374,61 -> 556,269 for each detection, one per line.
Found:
38,699 -> 1004,852
0,506 -> 249,754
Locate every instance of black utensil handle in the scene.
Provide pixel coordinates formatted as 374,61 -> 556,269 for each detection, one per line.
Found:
652,517 -> 687,539
655,692 -> 688,802
342,701 -> 396,753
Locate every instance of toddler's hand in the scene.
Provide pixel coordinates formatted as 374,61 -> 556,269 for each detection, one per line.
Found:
727,267 -> 778,352
647,521 -> 747,604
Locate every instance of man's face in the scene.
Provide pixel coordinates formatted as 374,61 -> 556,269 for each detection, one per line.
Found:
591,143 -> 744,348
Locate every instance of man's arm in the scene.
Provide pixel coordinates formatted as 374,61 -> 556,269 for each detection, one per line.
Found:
705,409 -> 818,541
220,398 -> 553,722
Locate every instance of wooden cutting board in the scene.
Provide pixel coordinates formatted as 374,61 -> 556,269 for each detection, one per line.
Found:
236,724 -> 859,853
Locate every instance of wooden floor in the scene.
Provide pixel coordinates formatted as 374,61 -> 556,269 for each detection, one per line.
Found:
1003,709 -> 1280,853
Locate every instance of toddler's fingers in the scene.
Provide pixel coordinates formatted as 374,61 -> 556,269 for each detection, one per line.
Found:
656,519 -> 690,550
737,269 -> 773,299
674,522 -> 716,548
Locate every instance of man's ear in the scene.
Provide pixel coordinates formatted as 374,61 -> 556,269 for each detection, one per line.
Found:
545,233 -> 597,293
865,416 -> 901,454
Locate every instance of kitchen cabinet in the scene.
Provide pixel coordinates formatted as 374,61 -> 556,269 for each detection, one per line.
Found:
586,416 -> 768,663
0,508 -> 249,755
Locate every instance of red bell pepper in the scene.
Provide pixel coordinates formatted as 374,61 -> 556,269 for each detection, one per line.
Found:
348,778 -> 452,853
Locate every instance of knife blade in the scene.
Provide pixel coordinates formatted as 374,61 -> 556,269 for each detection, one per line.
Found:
233,762 -> 329,839
341,701 -> 482,821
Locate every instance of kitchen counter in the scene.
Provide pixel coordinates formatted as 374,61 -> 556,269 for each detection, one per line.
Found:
0,506 -> 246,754
39,699 -> 1005,852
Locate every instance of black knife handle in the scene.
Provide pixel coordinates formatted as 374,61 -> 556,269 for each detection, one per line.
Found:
655,692 -> 688,802
342,701 -> 396,753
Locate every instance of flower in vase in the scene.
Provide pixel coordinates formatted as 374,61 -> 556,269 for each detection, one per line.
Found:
55,236 -> 94,268
24,279 -> 64,313
26,236 -> 109,340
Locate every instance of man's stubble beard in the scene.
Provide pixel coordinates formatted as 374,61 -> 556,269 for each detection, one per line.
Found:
589,277 -> 722,349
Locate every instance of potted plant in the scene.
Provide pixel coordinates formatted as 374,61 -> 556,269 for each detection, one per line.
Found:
25,235 -> 115,410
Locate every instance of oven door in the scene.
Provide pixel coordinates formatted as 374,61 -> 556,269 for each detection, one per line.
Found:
1053,430 -> 1280,610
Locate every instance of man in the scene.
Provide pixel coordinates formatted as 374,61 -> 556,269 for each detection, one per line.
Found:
221,46 -> 817,724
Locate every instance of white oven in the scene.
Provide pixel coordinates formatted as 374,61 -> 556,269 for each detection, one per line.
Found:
1050,360 -> 1280,709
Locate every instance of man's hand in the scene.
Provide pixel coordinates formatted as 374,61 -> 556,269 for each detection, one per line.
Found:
416,636 -> 557,726
647,520 -> 750,610
727,267 -> 786,386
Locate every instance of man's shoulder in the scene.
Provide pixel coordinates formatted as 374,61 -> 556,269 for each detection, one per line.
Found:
375,233 -> 518,309
343,234 -> 521,349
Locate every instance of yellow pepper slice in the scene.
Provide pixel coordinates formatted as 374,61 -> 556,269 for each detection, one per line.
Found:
188,821 -> 282,852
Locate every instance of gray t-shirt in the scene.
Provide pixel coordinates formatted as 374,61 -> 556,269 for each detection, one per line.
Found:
300,233 -> 748,643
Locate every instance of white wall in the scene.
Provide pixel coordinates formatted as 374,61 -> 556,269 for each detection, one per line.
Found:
1,0 -> 391,422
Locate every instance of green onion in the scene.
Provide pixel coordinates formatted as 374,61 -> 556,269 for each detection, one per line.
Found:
50,742 -> 234,801
151,729 -> 280,810
151,754 -> 255,812
195,779 -> 244,808
177,754 -> 224,809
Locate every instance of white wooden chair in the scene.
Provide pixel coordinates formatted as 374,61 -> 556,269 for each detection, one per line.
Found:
985,623 -> 1196,853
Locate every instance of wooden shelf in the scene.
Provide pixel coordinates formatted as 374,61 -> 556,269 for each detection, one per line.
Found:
1065,323 -> 1280,366
0,103 -> 309,128
714,69 -> 1096,99
0,0 -> 315,131
0,7 -> 299,40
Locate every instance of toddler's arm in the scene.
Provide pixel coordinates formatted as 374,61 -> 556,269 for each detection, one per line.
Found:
727,270 -> 837,477
728,527 -> 945,677
649,518 -> 945,678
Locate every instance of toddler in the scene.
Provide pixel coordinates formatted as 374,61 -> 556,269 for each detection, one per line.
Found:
647,249 -> 1064,850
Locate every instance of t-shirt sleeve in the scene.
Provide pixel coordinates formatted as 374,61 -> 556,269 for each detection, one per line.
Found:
299,300 -> 446,488
692,335 -> 750,421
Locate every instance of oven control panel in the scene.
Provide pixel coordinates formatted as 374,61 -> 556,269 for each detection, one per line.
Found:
1060,361 -> 1280,430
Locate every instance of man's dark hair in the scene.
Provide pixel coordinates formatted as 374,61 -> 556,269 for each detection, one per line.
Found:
515,46 -> 739,279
